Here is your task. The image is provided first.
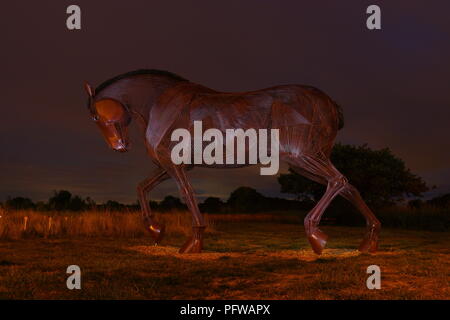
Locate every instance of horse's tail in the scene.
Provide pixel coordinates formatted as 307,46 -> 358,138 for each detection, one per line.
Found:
334,102 -> 344,130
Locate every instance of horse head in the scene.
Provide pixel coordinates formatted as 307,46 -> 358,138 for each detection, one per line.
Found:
84,82 -> 131,152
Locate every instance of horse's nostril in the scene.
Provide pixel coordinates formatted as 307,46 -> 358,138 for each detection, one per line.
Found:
114,143 -> 127,152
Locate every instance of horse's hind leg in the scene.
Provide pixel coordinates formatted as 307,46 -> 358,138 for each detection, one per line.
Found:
167,165 -> 206,254
340,185 -> 381,252
287,156 -> 381,253
137,168 -> 169,244
287,154 -> 348,254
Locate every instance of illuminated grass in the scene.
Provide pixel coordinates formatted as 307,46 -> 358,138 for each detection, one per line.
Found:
0,217 -> 448,299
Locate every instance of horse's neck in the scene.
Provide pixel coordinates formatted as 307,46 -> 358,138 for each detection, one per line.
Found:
96,76 -> 177,124
131,101 -> 151,125
124,77 -> 183,131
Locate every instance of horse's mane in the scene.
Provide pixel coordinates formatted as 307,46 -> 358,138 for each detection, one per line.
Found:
95,69 -> 188,94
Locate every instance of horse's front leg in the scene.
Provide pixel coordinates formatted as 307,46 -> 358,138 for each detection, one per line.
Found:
137,167 -> 169,244
167,165 -> 206,253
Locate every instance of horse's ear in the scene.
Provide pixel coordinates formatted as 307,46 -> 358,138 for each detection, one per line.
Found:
84,82 -> 95,97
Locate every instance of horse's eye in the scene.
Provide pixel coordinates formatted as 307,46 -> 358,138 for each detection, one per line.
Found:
94,99 -> 125,121
92,114 -> 99,121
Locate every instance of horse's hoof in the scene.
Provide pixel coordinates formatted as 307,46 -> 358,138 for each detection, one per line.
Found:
359,237 -> 378,253
359,224 -> 380,253
179,227 -> 205,254
307,229 -> 328,255
148,223 -> 165,245
178,237 -> 203,254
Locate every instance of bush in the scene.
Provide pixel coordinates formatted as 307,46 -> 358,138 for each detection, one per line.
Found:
377,205 -> 449,231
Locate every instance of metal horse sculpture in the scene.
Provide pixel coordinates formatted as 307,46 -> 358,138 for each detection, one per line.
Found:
84,69 -> 380,254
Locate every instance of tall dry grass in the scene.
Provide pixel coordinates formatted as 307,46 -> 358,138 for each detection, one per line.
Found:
1,205 -> 447,240
0,208 -> 298,240
0,209 -> 216,240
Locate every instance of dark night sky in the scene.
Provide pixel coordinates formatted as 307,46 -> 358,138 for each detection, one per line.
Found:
1,1 -> 449,203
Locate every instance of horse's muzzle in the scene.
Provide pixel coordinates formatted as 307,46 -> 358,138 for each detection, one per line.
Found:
112,140 -> 128,152
114,144 -> 127,152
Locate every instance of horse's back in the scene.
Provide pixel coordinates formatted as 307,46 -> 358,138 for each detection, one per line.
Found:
149,82 -> 340,157
262,85 -> 340,157
186,84 -> 339,158
189,86 -> 275,131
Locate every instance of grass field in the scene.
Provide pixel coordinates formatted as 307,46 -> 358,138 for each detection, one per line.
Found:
0,212 -> 449,299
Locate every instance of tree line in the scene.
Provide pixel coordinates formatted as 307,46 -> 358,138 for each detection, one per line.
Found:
1,144 -> 449,215
0,187 -> 314,213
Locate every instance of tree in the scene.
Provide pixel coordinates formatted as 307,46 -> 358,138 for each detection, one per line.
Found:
69,195 -> 86,211
408,199 -> 424,209
278,143 -> 428,208
227,187 -> 267,212
48,190 -> 72,211
47,190 -> 87,211
85,197 -> 96,210
199,197 -> 224,213
104,200 -> 126,211
149,200 -> 159,210
427,193 -> 450,209
5,196 -> 35,210
158,195 -> 187,211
